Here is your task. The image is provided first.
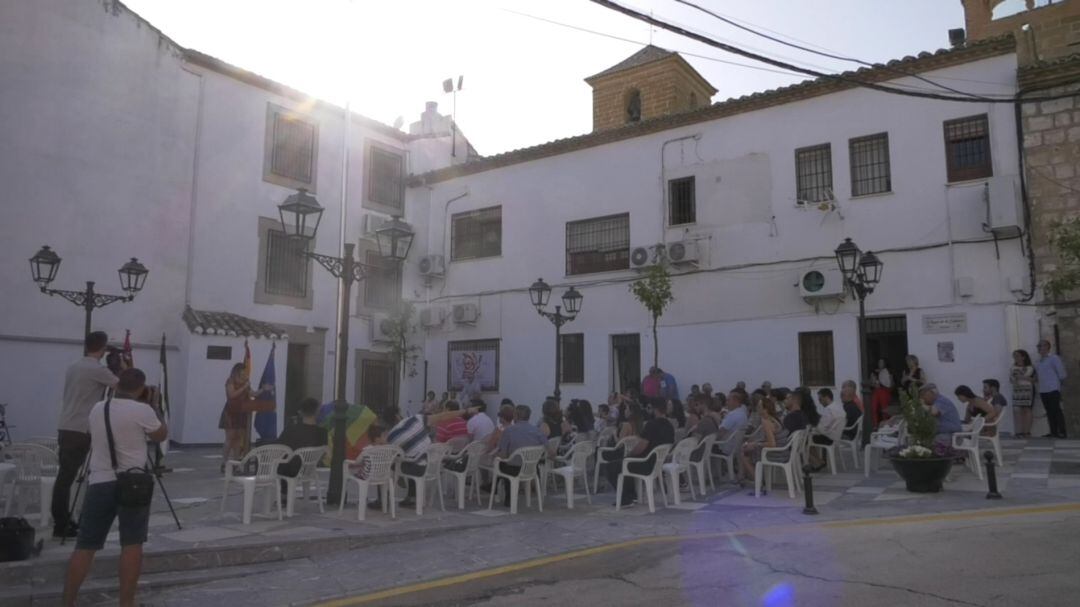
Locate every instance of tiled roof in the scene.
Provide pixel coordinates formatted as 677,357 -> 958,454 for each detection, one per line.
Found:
413,35 -> 1017,186
586,45 -> 675,81
182,306 -> 288,340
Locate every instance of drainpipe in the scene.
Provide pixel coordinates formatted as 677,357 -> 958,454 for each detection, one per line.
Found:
181,67 -> 205,306
659,133 -> 702,245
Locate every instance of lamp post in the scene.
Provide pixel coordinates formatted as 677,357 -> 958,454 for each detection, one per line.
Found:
834,237 -> 884,447
528,278 -> 583,401
277,188 -> 414,505
29,245 -> 149,340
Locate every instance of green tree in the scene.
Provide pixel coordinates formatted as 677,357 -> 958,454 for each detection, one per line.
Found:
384,300 -> 421,379
1045,217 -> 1080,300
629,263 -> 674,369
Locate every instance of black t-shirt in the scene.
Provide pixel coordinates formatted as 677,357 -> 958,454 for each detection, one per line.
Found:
782,410 -> 808,434
640,417 -> 675,454
841,400 -> 861,439
278,422 -> 328,451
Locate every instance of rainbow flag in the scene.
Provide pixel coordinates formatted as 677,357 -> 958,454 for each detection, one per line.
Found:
317,402 -> 377,461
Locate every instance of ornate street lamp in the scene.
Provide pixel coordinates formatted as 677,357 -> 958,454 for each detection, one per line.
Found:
528,278 -> 584,400
276,189 -> 414,505
29,245 -> 149,340
833,238 -> 885,447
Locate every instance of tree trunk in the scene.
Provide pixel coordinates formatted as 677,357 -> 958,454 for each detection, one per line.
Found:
652,314 -> 659,368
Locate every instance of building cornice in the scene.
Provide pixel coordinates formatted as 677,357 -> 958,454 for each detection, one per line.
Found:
1018,55 -> 1080,90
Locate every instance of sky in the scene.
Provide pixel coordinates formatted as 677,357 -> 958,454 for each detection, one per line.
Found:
122,0 -> 984,156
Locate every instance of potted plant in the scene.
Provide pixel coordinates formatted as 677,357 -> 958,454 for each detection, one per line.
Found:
888,386 -> 955,492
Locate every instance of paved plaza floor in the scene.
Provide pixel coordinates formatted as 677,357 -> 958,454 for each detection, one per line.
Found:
4,437 -> 1080,606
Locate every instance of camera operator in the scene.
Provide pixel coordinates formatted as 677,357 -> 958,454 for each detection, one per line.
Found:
62,367 -> 167,607
52,331 -> 123,539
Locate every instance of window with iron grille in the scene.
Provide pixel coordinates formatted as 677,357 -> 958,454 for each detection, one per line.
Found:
263,105 -> 318,191
363,250 -> 401,309
795,144 -> 833,204
565,213 -> 630,275
264,229 -> 309,297
366,144 -> 404,210
798,331 -> 835,387
668,176 -> 696,225
560,333 -> 585,383
943,114 -> 992,182
849,133 -> 891,196
451,206 -> 502,261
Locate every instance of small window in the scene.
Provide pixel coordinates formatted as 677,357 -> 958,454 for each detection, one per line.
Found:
263,104 -> 318,191
363,250 -> 402,310
365,143 -> 404,211
264,229 -> 309,297
206,346 -> 232,360
668,176 -> 696,225
566,213 -> 630,276
944,114 -> 992,182
451,206 -> 502,261
626,89 -> 642,123
798,331 -> 835,387
849,133 -> 892,196
560,333 -> 585,383
795,144 -> 833,204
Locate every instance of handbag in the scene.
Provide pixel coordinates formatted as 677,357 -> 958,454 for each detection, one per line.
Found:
104,395 -> 156,508
0,517 -> 38,562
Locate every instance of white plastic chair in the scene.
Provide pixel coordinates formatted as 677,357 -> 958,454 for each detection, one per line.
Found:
280,446 -> 327,516
442,441 -> 489,509
24,437 -> 59,476
673,426 -> 689,444
594,436 -> 641,492
662,437 -> 698,505
488,445 -> 545,514
978,416 -> 1004,466
687,434 -> 717,495
953,417 -> 986,480
222,444 -> 292,525
398,442 -> 451,516
808,428 -> 840,474
340,445 -> 401,521
710,429 -> 746,482
546,440 -> 594,509
837,417 -> 863,470
445,435 -> 469,454
755,430 -> 806,499
615,444 -> 671,513
2,443 -> 58,527
864,422 -> 906,477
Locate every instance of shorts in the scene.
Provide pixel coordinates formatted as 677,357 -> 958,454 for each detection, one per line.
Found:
811,435 -> 834,446
75,481 -> 151,551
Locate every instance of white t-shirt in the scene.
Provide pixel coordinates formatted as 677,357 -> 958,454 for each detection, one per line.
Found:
819,401 -> 846,442
467,412 -> 495,443
87,397 -> 162,484
878,368 -> 893,389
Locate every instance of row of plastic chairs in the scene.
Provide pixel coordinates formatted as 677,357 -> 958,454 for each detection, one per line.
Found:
1,439 -> 60,527
221,444 -> 327,525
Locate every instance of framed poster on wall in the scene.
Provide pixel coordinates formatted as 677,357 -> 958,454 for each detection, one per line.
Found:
447,339 -> 500,392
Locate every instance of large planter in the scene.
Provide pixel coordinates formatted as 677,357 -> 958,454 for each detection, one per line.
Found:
890,457 -> 953,493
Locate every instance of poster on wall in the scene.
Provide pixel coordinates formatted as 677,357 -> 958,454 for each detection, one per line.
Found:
937,341 -> 955,363
447,339 -> 500,392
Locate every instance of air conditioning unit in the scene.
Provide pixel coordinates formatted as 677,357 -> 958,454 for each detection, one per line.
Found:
985,175 -> 1022,237
629,245 -> 658,270
360,213 -> 389,236
418,255 -> 445,278
666,240 -> 700,265
452,303 -> 479,324
798,268 -> 845,301
420,306 -> 447,329
370,313 -> 394,342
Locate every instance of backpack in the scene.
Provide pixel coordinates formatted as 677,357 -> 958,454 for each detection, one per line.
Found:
0,517 -> 41,562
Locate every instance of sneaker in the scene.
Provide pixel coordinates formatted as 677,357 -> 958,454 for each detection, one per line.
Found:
53,523 -> 78,539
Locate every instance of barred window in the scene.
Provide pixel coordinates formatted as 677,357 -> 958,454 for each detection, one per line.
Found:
363,250 -> 401,309
263,105 -> 318,190
849,133 -> 892,196
944,114 -> 992,182
795,144 -> 833,204
265,230 -> 308,297
451,206 -> 502,260
366,144 -> 404,210
668,176 -> 696,225
560,333 -> 585,384
566,213 -> 630,275
798,331 -> 835,387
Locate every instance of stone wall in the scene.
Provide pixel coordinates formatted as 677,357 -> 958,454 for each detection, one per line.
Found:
963,0 -> 1080,63
589,58 -> 715,132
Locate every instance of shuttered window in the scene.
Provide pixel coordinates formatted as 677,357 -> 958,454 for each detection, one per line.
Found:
451,206 -> 502,260
366,145 -> 404,210
849,133 -> 892,196
566,213 -> 630,275
795,144 -> 833,204
944,114 -> 992,182
668,176 -> 696,225
264,229 -> 308,297
363,250 -> 402,309
560,333 -> 585,383
798,331 -> 835,387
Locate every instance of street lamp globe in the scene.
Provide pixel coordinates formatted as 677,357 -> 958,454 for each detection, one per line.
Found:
277,188 -> 324,241
29,245 -> 61,287
118,257 -> 149,295
529,278 -> 551,311
834,237 -> 860,280
375,216 -> 415,263
562,286 -> 583,316
859,250 -> 883,288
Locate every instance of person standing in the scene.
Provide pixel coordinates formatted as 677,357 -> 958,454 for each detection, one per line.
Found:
1010,349 -> 1036,437
63,368 -> 167,607
641,367 -> 662,399
1035,340 -> 1068,439
901,355 -> 927,392
871,358 -> 893,426
220,363 -> 252,472
53,331 -> 120,539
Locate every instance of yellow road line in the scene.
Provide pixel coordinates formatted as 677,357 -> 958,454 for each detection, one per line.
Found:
317,501 -> 1080,606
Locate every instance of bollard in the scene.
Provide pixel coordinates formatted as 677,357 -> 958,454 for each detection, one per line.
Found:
984,451 -> 1002,500
802,464 -> 819,515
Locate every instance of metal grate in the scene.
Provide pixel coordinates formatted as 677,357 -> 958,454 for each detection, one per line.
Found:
451,206 -> 502,260
560,333 -> 585,384
270,113 -> 315,184
265,229 -> 308,297
849,133 -> 891,196
795,144 -> 833,204
359,358 -> 397,410
368,146 -> 404,209
798,331 -> 835,387
944,114 -> 992,182
363,250 -> 401,309
566,213 -> 630,275
865,315 -> 907,335
668,176 -> 696,225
